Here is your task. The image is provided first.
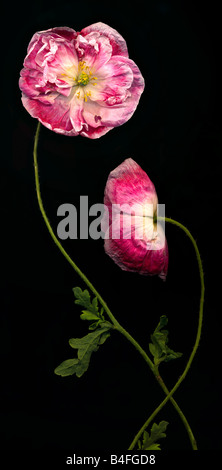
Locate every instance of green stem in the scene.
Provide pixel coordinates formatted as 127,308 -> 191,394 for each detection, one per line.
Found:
33,123 -> 155,371
128,217 -> 204,450
33,122 -> 200,451
33,122 -> 118,329
117,329 -> 197,450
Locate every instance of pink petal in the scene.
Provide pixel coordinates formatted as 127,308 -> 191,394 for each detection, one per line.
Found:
39,27 -> 77,41
19,68 -> 71,100
80,124 -> 112,139
104,234 -> 168,279
24,34 -> 78,83
83,56 -> 144,128
24,28 -> 76,70
89,59 -> 134,102
80,22 -> 128,58
75,32 -> 113,70
70,96 -> 85,133
104,158 -> 157,209
21,94 -> 77,135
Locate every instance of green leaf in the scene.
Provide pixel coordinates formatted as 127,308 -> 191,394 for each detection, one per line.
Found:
80,311 -> 100,321
88,321 -> 100,330
72,287 -> 107,329
98,330 -> 111,345
164,348 -> 183,362
73,287 -> 94,312
145,443 -> 161,450
54,358 -> 79,377
149,315 -> 182,365
54,327 -> 111,378
91,296 -> 98,312
138,421 -> 169,450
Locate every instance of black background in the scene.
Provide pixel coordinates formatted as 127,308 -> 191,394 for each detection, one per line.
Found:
1,0 -> 221,460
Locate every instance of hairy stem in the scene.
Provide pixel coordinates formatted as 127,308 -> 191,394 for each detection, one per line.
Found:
33,122 -> 200,451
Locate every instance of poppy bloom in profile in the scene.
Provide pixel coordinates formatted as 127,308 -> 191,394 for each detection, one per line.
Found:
102,158 -> 169,279
19,23 -> 144,138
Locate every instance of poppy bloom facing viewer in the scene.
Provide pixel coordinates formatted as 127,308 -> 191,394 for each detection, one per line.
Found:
19,23 -> 145,138
102,158 -> 169,279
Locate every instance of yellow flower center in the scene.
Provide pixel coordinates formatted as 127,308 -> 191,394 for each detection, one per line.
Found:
77,71 -> 90,86
75,61 -> 97,101
60,61 -> 97,102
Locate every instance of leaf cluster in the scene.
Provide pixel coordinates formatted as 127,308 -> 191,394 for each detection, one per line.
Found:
73,287 -> 111,330
54,287 -> 112,378
149,315 -> 182,366
138,421 -> 169,450
54,326 -> 111,377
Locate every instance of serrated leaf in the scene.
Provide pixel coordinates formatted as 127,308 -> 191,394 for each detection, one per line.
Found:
149,421 -> 168,441
149,315 -> 182,365
72,287 -> 106,328
55,327 -> 111,378
73,287 -> 92,311
138,421 -> 168,450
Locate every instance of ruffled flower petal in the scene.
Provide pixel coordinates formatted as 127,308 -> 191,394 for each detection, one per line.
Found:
80,22 -> 129,58
21,94 -> 77,135
19,23 -> 144,137
74,32 -> 113,71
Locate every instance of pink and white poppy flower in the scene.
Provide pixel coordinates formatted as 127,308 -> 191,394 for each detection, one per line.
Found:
19,23 -> 145,138
102,158 -> 169,279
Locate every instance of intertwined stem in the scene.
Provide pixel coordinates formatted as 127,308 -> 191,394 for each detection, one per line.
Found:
128,218 -> 204,449
33,122 -> 203,451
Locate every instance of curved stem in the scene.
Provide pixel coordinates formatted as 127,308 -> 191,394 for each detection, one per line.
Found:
117,329 -> 197,450
128,374 -> 197,450
33,122 -> 118,329
157,378 -> 197,449
33,123 -> 200,451
33,124 -> 155,369
128,217 -> 204,450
